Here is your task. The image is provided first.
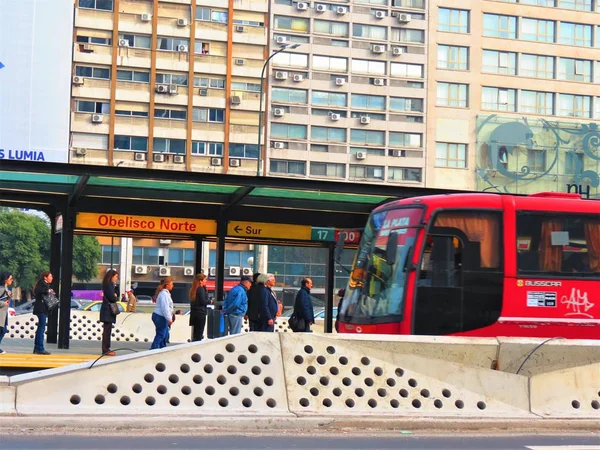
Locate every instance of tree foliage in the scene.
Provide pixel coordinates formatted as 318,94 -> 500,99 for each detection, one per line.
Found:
73,235 -> 101,282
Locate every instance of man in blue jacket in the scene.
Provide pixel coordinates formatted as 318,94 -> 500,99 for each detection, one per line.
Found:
294,277 -> 314,332
223,276 -> 252,334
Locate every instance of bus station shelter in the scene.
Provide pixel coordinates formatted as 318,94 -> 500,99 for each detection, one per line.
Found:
0,159 -> 455,348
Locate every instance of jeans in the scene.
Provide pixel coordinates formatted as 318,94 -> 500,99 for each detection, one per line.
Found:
34,313 -> 47,352
228,315 -> 243,335
150,313 -> 169,349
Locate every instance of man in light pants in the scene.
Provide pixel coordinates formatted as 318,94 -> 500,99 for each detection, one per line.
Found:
223,276 -> 252,334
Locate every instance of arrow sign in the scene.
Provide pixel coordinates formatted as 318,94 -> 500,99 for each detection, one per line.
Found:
234,225 -> 242,233
0,62 -> 5,69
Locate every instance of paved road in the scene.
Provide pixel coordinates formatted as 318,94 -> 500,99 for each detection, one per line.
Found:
1,434 -> 599,450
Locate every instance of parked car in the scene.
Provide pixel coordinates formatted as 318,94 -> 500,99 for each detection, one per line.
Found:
81,301 -> 127,313
135,295 -> 154,303
14,299 -> 83,315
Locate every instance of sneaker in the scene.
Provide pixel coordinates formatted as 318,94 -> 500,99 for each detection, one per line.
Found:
0,349 -> 5,354
33,350 -> 51,355
105,351 -> 116,356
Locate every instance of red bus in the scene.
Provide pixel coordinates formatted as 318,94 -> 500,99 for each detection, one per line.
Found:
337,192 -> 600,339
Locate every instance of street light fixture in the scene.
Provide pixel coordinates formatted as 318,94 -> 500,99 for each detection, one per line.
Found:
256,43 -> 301,176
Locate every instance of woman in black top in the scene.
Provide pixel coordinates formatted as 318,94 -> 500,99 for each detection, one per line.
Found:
33,271 -> 54,355
189,273 -> 209,341
100,269 -> 119,356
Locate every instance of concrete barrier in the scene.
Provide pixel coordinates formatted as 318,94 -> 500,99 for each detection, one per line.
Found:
0,376 -> 15,415
530,362 -> 600,418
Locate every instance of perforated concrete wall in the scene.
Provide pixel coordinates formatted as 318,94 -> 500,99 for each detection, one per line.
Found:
12,334 -> 290,416
280,333 -> 532,418
530,362 -> 600,418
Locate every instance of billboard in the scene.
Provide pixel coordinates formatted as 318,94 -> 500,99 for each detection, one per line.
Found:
0,0 -> 74,163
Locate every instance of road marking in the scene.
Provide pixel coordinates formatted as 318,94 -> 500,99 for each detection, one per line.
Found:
526,446 -> 600,449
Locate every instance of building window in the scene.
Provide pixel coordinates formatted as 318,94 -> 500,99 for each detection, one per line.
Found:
192,108 -> 225,122
114,135 -> 148,152
192,142 -> 224,156
115,109 -> 148,117
559,22 -> 592,47
194,41 -> 210,55
352,24 -> 387,40
558,0 -> 592,10
520,90 -> 554,115
520,54 -> 554,79
350,129 -> 385,145
233,19 -> 264,27
311,91 -> 346,107
527,150 -> 546,172
118,34 -> 151,49
313,20 -> 349,37
100,245 -> 120,264
78,0 -> 113,11
351,59 -> 386,75
313,55 -> 348,72
116,70 -> 150,83
435,142 -> 466,168
75,65 -> 110,80
196,7 -> 211,21
196,8 -> 228,23
311,126 -> 347,142
272,87 -> 308,103
77,35 -> 111,45
75,100 -> 110,114
231,82 -> 261,92
389,132 -> 422,148
230,144 -> 259,159
482,14 -> 517,39
272,52 -> 309,68
388,167 -> 422,182
482,50 -> 517,75
274,16 -> 309,32
194,77 -> 225,89
565,151 -> 584,174
155,108 -> 187,120
351,94 -> 385,110
438,8 -> 469,33
558,94 -> 592,118
211,11 -> 228,23
310,162 -> 346,178
436,82 -> 468,107
390,28 -> 425,44
558,58 -> 592,82
271,123 -> 307,139
132,247 -> 159,265
481,87 -> 517,112
156,73 -> 188,86
157,37 -> 190,52
270,159 -> 306,175
349,165 -> 384,180
153,138 -> 186,154
520,18 -> 555,43
389,97 -> 424,112
437,45 -> 469,70
390,63 -> 423,78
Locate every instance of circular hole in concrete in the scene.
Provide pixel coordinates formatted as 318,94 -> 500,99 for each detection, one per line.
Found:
266,399 -> 277,408
399,389 -> 409,398
355,388 -> 365,397
352,367 -> 361,376
194,397 -> 204,407
191,353 -> 201,363
254,387 -> 264,397
304,345 -> 314,354
395,368 -> 404,377
294,355 -> 304,364
193,375 -> 203,385
240,376 -> 250,385
229,387 -> 240,396
242,398 -> 252,408
204,364 -> 214,374
329,367 -> 339,376
169,374 -> 179,384
339,356 -> 349,365
319,376 -> 330,386
307,366 -> 317,375
455,400 -> 465,409
408,378 -> 418,388
227,365 -> 237,375
261,355 -> 271,365
238,355 -> 248,364
120,396 -> 131,406
181,386 -> 192,396
217,375 -> 227,385
70,395 -> 81,405
323,398 -> 332,407
368,399 -> 378,408
144,373 -> 154,383
442,389 -> 452,398
155,363 -> 166,372
132,384 -> 143,394
342,377 -> 352,386
145,396 -> 156,406
333,388 -> 342,397
390,399 -> 400,408
215,354 -> 225,363
373,367 -> 383,377
218,398 -> 229,407
434,399 -> 443,409
180,364 -> 190,373
345,399 -> 355,408
248,344 -> 258,354
205,386 -> 215,396
572,400 -> 581,409
316,356 -> 327,365
107,383 -> 118,394
361,357 -> 370,366
591,400 -> 600,410
157,385 -> 167,395
94,395 -> 105,405
326,346 -> 336,355
297,376 -> 307,386
420,389 -> 430,398
364,378 -> 374,387
412,399 -> 422,408
386,378 -> 396,387
310,387 -> 320,396
225,343 -> 235,353
377,388 -> 387,398
477,401 -> 487,410
299,398 -> 310,407
252,366 -> 262,375
264,377 -> 274,386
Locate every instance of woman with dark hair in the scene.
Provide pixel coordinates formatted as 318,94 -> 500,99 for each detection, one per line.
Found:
151,277 -> 174,349
189,273 -> 209,342
33,271 -> 54,355
100,269 -> 119,356
0,272 -> 14,354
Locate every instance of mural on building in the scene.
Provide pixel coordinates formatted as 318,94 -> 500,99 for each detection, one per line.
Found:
476,115 -> 600,198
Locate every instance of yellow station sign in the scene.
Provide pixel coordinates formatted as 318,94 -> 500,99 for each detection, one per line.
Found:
77,213 -> 216,235
227,221 -> 312,240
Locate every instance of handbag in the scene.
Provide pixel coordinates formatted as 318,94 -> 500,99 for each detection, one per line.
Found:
109,302 -> 121,316
42,292 -> 60,311
288,312 -> 305,332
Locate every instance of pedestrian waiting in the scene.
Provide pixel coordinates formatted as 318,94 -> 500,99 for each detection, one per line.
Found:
33,271 -> 55,355
223,275 -> 252,335
150,277 -> 174,350
0,272 -> 14,354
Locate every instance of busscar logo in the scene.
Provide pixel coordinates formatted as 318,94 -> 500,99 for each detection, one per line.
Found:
517,279 -> 524,287
525,281 -> 562,287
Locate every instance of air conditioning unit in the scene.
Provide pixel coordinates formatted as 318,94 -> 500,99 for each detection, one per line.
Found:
372,45 -> 385,54
392,47 -> 403,56
134,265 -> 149,275
92,114 -> 103,123
177,18 -> 188,27
235,59 -> 245,65
229,158 -> 241,167
209,267 -> 216,277
374,78 -> 385,86
159,266 -> 171,277
156,84 -> 169,93
134,152 -> 147,161
184,267 -> 194,276
293,74 -> 304,82
235,25 -> 245,32
360,116 -> 371,124
335,77 -> 345,86
275,71 -> 288,80
118,38 -> 129,47
173,155 -> 185,164
160,239 -> 172,245
329,113 -> 340,121
273,142 -> 285,149
296,2 -> 308,10
72,76 -> 84,85
199,88 -> 208,96
316,4 -> 327,12
374,10 -> 385,19
242,267 -> 252,276
75,148 -> 87,156
81,44 -> 93,51
276,36 -> 288,44
153,153 -> 166,162
140,13 -> 152,22
177,44 -> 188,52
273,108 -> 285,117
356,151 -> 367,160
336,6 -> 347,14
392,150 -> 405,157
229,266 -> 241,276
210,157 -> 222,166
168,84 -> 178,95
231,95 -> 241,105
398,13 -> 411,23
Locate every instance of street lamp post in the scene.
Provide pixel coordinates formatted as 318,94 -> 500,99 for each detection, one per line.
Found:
256,43 -> 301,176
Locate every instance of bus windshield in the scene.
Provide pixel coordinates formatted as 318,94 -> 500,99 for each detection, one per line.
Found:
340,207 -> 423,324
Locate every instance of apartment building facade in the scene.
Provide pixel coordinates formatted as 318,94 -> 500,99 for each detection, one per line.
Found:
427,0 -> 600,198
